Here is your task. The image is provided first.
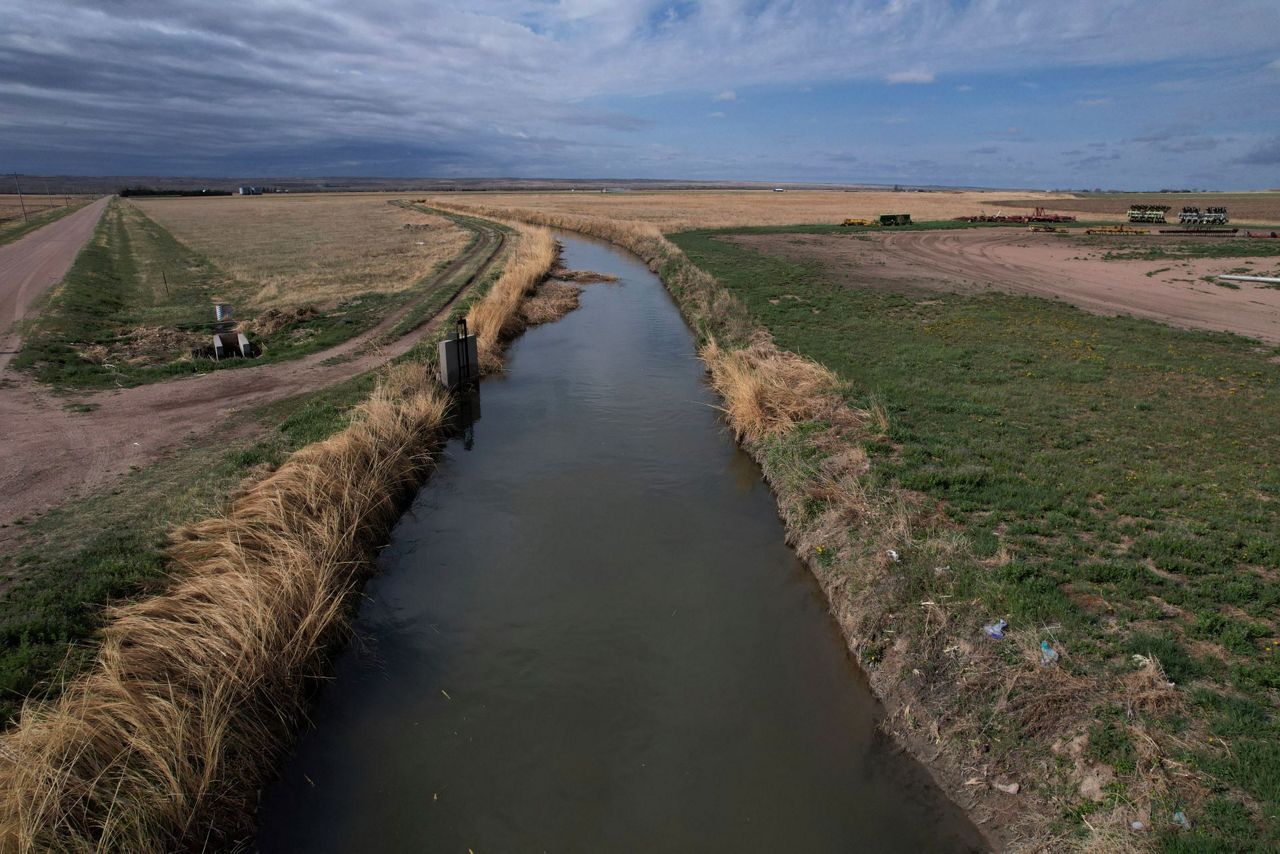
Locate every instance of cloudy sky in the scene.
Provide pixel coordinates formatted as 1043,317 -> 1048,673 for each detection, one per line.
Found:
3,0 -> 1279,188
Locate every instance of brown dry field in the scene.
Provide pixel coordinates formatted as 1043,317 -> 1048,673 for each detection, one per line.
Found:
0,194 -> 83,223
134,193 -> 470,309
999,192 -> 1280,225
424,189 -> 1080,232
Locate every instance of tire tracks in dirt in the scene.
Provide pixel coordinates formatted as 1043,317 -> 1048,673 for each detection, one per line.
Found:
0,206 -> 507,534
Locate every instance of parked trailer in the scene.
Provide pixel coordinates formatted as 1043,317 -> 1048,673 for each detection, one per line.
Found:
1086,225 -> 1148,235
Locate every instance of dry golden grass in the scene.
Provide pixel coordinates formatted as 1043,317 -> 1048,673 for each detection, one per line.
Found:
0,363 -> 449,851
520,280 -> 581,327
465,222 -> 559,374
0,194 -> 75,221
701,336 -> 842,442
133,193 -> 471,309
425,189 -> 1077,232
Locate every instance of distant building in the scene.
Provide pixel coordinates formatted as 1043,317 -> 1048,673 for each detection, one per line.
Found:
237,186 -> 262,196
773,187 -> 785,192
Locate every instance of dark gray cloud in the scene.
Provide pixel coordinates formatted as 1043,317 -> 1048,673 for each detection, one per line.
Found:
1,0 -> 1279,182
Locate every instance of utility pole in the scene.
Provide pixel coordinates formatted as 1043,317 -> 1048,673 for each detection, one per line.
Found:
11,174 -> 28,222
41,177 -> 53,210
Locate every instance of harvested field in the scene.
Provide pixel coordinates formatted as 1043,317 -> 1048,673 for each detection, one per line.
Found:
726,228 -> 1280,342
424,189 -> 1079,232
134,193 -> 470,308
999,192 -> 1280,226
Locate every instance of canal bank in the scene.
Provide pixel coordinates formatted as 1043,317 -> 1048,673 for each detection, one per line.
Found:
256,235 -> 984,851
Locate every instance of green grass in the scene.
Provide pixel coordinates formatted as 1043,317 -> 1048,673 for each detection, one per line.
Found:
15,200 -> 491,389
670,225 -> 1280,849
0,201 -> 90,246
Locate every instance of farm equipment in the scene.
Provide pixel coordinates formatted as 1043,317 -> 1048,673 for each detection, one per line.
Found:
1247,231 -> 1280,239
1177,206 -> 1229,226
1127,204 -> 1169,223
956,207 -> 1076,224
879,213 -> 912,226
840,217 -> 876,227
1027,224 -> 1065,233
1086,225 -> 1148,235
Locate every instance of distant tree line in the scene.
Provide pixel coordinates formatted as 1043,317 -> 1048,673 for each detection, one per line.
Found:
118,187 -> 232,197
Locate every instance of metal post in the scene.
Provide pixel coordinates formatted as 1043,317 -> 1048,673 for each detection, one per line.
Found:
455,317 -> 471,387
11,174 -> 28,222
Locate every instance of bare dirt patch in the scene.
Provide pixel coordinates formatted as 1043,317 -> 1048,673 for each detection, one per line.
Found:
729,228 -> 1280,343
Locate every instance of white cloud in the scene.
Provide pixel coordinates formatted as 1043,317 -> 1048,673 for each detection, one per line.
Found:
886,68 -> 934,84
708,111 -> 726,118
1268,58 -> 1280,70
713,89 -> 737,101
956,84 -> 973,92
1076,97 -> 1112,107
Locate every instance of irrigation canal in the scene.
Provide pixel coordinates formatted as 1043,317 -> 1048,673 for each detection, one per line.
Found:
255,234 -> 985,851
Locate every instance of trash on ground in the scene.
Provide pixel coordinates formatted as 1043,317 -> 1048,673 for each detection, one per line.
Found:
1040,640 -> 1060,666
1130,821 -> 1146,832
1172,811 -> 1190,830
886,548 -> 900,562
993,781 -> 1020,795
983,619 -> 1008,640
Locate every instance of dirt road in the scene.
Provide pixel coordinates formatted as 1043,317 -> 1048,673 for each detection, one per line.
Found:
0,196 -> 110,371
0,209 -> 506,532
732,228 -> 1280,344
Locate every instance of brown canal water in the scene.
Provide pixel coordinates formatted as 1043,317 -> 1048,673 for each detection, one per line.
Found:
255,235 -> 985,852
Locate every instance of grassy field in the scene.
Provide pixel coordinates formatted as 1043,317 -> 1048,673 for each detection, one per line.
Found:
14,198 -> 472,388
423,189 -> 1081,232
0,197 -> 92,246
671,226 -> 1280,850
133,193 -> 469,308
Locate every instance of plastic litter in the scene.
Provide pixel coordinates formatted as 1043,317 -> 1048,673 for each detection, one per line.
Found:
983,619 -> 1008,640
1040,640 -> 1060,666
886,549 -> 901,562
1172,811 -> 1190,830
1131,821 -> 1146,832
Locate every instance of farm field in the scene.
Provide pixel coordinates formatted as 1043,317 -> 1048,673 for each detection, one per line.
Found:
1000,192 -> 1280,226
133,193 -> 470,308
0,194 -> 93,245
424,189 -> 1082,232
669,225 -> 1280,850
16,195 -> 472,387
725,227 -> 1280,342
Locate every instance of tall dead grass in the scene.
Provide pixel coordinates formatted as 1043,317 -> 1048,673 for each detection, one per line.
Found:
464,222 -> 558,374
0,363 -> 448,851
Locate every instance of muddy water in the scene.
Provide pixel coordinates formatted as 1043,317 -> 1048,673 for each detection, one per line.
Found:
255,235 -> 985,852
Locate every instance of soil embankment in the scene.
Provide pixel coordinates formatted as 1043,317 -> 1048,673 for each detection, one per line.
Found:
729,228 -> 1280,343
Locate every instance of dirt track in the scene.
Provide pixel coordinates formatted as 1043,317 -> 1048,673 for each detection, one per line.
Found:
0,208 -> 506,532
0,196 -> 111,372
731,228 -> 1280,344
